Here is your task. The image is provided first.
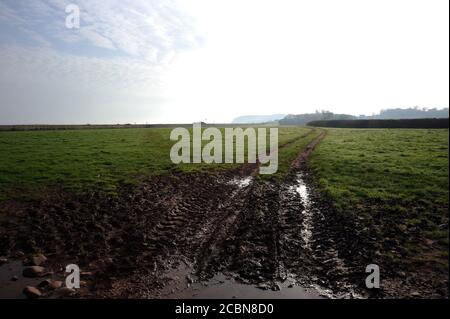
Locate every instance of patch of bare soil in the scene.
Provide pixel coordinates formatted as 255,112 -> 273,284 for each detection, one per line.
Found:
0,133 -> 447,299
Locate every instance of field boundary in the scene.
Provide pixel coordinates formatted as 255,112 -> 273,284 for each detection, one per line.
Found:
307,118 -> 449,129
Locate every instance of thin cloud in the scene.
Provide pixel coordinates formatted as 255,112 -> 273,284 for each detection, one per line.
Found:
0,0 -> 201,61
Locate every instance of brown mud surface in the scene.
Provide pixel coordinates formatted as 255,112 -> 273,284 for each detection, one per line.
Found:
0,133 -> 447,298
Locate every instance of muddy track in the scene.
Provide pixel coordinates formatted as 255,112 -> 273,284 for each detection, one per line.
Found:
0,130 -> 369,298
192,130 -> 323,280
186,132 -> 334,286
193,178 -> 256,278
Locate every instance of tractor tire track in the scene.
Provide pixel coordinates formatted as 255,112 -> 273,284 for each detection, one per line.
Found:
2,129 -> 363,298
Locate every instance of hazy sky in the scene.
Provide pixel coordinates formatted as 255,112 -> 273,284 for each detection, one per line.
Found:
0,0 -> 448,124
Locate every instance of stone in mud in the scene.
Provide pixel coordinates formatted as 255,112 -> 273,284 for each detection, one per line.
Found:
272,283 -> 282,291
38,279 -> 63,290
23,266 -> 46,278
256,283 -> 270,290
11,275 -> 19,281
25,253 -> 47,266
23,286 -> 42,299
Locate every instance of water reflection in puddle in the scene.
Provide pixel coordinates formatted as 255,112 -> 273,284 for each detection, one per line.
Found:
160,262 -> 324,299
290,173 -> 313,249
168,273 -> 324,299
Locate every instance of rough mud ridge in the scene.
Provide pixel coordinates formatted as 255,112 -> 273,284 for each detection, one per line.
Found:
0,165 -> 265,297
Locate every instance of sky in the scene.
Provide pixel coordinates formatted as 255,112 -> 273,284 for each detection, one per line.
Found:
0,0 -> 448,124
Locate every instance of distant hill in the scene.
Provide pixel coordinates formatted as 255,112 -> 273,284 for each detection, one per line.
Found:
232,114 -> 286,124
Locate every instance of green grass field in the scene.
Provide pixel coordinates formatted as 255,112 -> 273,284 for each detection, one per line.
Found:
0,125 -> 448,294
1,127 -> 447,219
0,126 -> 319,202
310,128 -> 449,267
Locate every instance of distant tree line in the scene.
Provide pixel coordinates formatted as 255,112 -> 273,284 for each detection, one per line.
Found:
279,107 -> 449,125
307,118 -> 449,129
371,107 -> 449,119
0,124 -> 187,131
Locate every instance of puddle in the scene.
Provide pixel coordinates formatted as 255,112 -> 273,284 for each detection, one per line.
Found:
286,176 -> 363,299
177,274 -> 324,299
0,260 -> 44,299
161,263 -> 324,299
290,173 -> 314,249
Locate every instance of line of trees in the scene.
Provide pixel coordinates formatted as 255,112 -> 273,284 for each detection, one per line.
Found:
279,107 -> 449,126
307,118 -> 449,129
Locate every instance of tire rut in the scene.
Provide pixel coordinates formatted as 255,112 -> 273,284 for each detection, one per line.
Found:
3,130 -> 356,298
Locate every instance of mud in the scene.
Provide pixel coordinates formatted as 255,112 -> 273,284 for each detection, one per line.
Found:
0,133 -> 447,299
